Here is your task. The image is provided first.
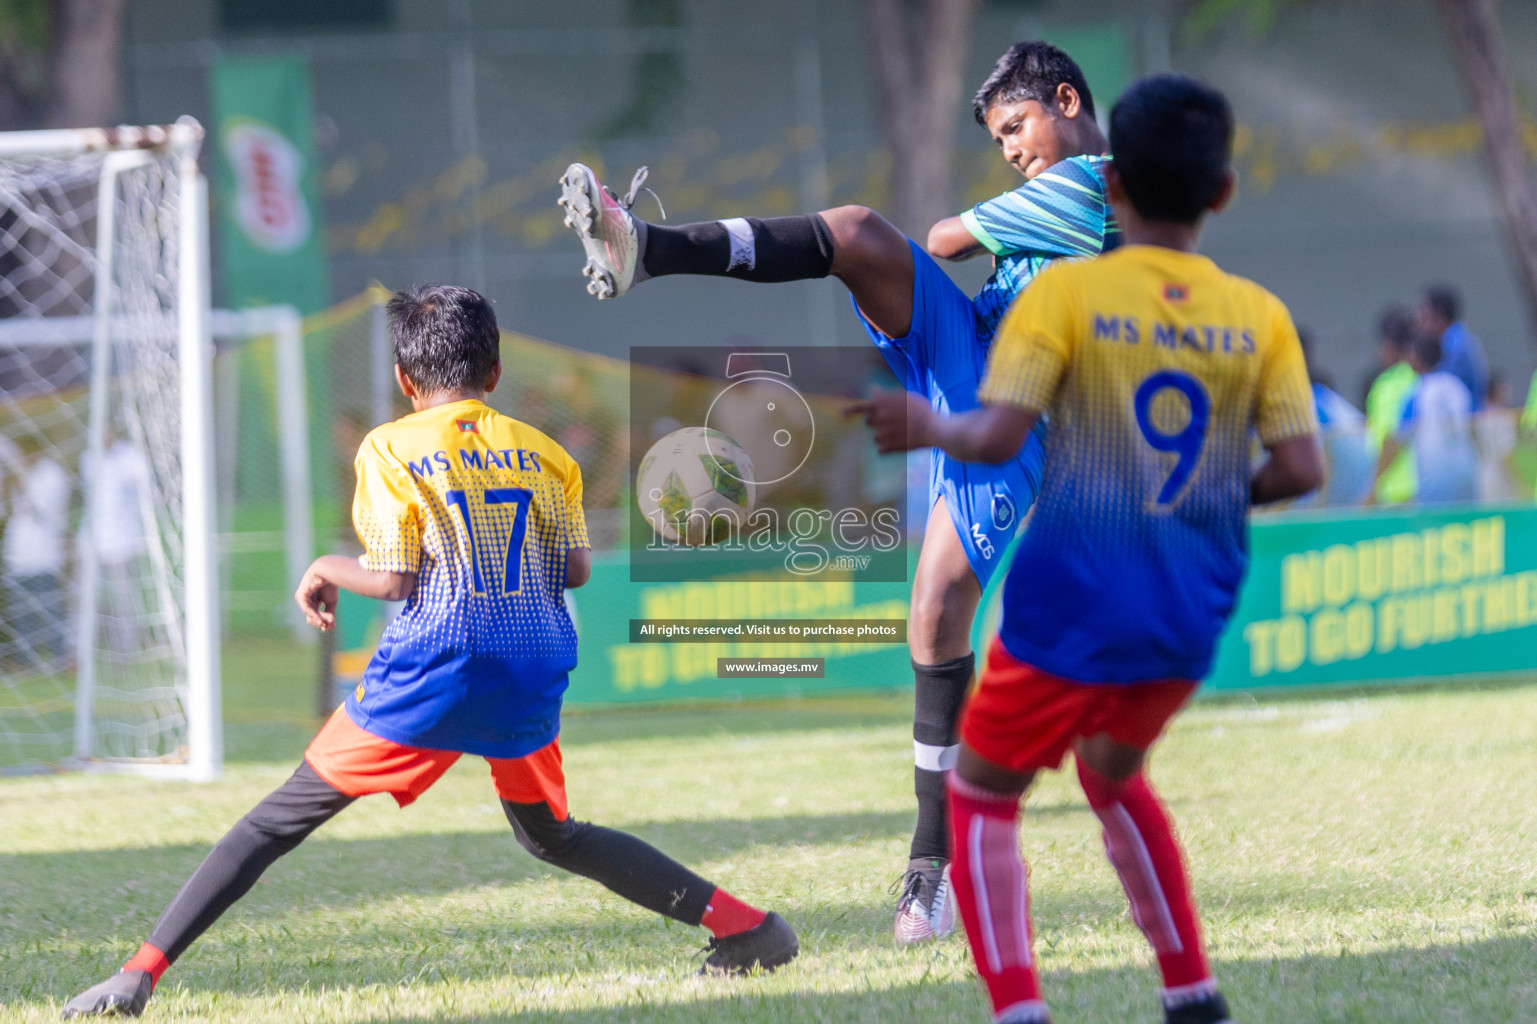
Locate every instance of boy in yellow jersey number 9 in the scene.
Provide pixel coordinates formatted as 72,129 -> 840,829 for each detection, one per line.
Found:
850,75 -> 1324,1024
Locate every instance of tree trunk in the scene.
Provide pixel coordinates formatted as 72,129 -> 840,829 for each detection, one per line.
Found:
1437,0 -> 1537,339
863,0 -> 981,236
44,0 -> 127,129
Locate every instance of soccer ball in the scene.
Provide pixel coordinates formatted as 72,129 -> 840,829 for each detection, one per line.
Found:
636,426 -> 756,545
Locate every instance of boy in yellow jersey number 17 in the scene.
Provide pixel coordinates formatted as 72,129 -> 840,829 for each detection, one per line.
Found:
62,287 -> 797,1019
850,76 -> 1324,1024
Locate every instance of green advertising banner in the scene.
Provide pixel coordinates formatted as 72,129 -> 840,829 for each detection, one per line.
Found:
1209,505 -> 1537,691
329,508 -> 1537,709
210,54 -> 330,313
563,553 -> 916,704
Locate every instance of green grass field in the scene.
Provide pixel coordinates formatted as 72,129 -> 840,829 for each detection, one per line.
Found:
2,635 -> 1534,1023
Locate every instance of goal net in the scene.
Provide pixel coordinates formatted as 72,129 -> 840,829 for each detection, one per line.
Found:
0,120 -> 220,779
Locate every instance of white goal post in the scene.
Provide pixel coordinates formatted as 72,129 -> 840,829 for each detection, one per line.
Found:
0,119 -> 221,779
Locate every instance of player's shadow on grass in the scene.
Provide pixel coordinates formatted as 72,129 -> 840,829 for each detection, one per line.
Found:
73,933 -> 1515,1023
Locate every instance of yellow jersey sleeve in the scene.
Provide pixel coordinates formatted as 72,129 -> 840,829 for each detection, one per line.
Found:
1252,297 -> 1320,445
979,261 -> 1081,413
352,436 -> 423,574
560,452 -> 590,551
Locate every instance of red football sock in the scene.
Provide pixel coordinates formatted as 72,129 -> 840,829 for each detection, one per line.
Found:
122,942 -> 170,987
948,774 -> 1050,1023
1076,759 -> 1213,992
700,888 -> 766,938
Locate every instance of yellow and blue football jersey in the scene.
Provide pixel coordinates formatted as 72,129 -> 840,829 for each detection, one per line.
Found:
346,399 -> 589,756
980,245 -> 1318,683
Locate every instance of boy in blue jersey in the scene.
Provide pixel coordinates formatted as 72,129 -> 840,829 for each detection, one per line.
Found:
60,287 -> 797,1019
850,76 -> 1324,1023
558,42 -> 1119,941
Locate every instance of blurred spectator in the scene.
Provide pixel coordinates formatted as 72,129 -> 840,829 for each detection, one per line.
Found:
1365,306 -> 1418,504
87,434 -> 151,659
1378,334 -> 1476,503
1304,342 -> 1364,429
3,446 -> 71,667
1474,403 -> 1520,502
1473,368 -> 1520,500
1484,369 -> 1512,410
1416,284 -> 1489,411
1297,327 -> 1372,505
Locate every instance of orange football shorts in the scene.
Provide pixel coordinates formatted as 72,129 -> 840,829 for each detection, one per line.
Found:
961,637 -> 1198,774
304,705 -> 568,818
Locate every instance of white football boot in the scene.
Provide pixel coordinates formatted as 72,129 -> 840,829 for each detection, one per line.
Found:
894,858 -> 957,944
557,163 -> 661,299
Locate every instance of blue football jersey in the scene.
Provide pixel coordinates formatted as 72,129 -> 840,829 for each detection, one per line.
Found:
962,155 -> 1122,342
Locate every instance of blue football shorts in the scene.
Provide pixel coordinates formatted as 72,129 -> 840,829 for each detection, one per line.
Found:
855,240 -> 1045,585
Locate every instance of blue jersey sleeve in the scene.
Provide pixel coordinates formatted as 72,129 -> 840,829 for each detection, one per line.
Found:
961,155 -> 1116,259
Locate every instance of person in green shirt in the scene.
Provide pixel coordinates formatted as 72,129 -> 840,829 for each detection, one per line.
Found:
1366,306 -> 1418,503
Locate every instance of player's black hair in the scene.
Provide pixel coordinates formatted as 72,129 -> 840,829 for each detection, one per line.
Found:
1422,283 -> 1461,324
1378,304 -> 1413,353
1109,74 -> 1234,224
972,41 -> 1096,125
1412,332 -> 1443,370
387,285 -> 501,394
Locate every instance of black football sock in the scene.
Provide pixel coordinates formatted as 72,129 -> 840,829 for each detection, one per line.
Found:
910,653 -> 974,861
146,761 -> 353,963
502,799 -> 715,925
640,214 -> 834,282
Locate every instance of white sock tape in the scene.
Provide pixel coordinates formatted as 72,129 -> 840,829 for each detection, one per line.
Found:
720,217 -> 755,271
914,740 -> 960,772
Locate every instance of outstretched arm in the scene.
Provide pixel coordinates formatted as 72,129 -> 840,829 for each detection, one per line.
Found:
845,389 -> 1039,464
1252,434 -> 1325,505
927,216 -> 988,261
295,554 -> 416,631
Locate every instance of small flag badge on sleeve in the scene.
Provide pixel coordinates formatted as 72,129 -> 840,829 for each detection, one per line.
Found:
456,420 -> 479,434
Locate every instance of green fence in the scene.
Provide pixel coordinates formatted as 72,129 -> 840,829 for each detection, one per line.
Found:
561,506 -> 1537,704
329,506 -> 1537,706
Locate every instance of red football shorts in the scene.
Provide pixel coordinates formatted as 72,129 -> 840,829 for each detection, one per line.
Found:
961,638 -> 1199,774
304,706 -> 569,818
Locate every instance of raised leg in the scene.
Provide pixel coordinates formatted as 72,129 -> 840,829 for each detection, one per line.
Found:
819,205 -> 918,338
559,162 -> 920,334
